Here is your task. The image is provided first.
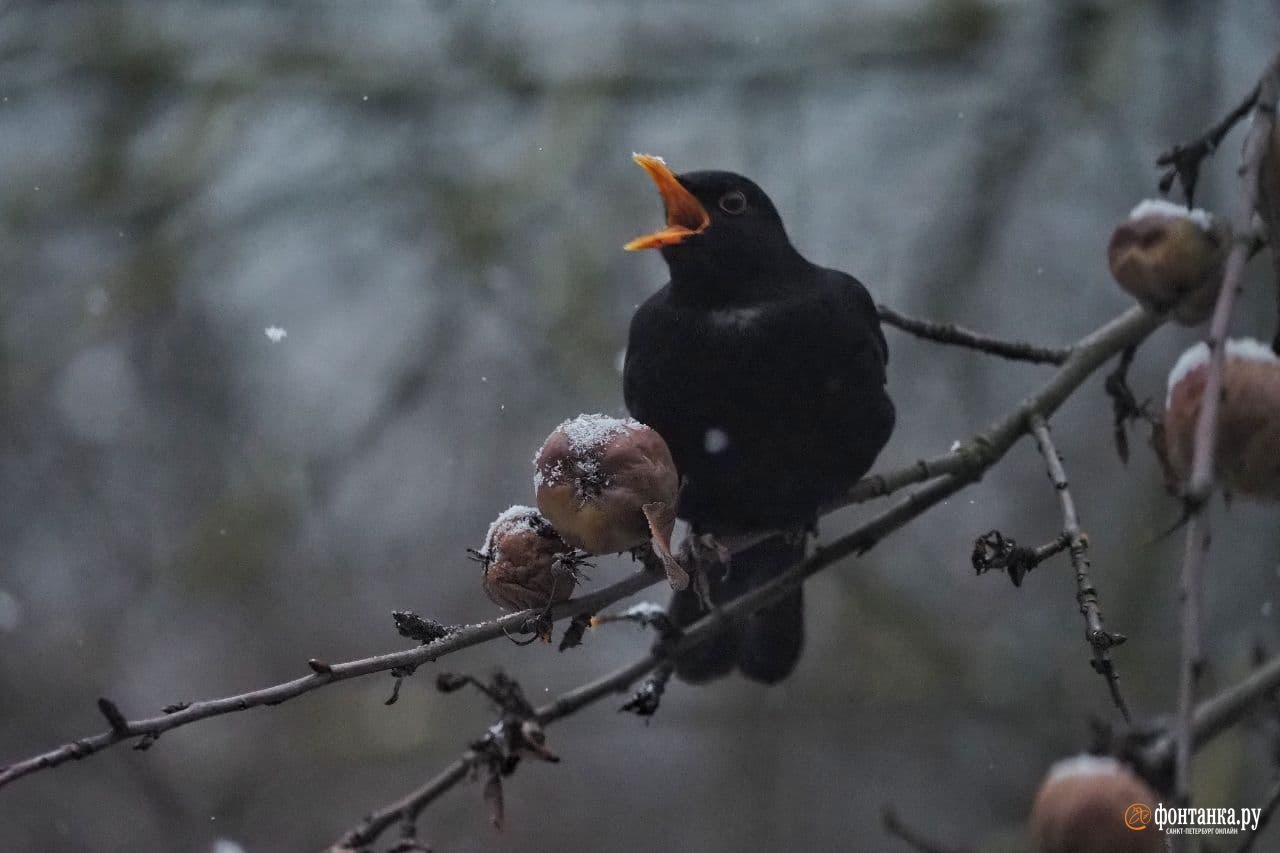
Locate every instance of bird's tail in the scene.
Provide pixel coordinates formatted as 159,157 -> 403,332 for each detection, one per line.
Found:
668,533 -> 806,685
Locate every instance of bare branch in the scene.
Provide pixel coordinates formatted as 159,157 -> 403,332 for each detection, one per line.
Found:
1029,414 -> 1130,721
0,567 -> 661,790
1190,652 -> 1280,751
1175,50 -> 1280,809
332,305 -> 1167,849
0,303 -> 1165,797
1157,82 -> 1262,204
332,655 -> 660,850
877,303 -> 1070,365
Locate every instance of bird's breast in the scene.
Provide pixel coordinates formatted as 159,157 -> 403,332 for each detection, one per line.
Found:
704,306 -> 764,330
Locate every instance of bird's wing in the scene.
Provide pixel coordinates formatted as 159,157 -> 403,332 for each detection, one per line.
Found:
827,268 -> 889,369
622,286 -> 671,420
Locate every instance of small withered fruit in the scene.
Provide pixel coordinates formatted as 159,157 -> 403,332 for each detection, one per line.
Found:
534,413 -> 687,589
1029,755 -> 1162,853
1164,337 -> 1280,501
1107,198 -> 1229,325
477,505 -> 581,612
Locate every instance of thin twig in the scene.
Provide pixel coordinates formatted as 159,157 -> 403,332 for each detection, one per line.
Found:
0,567 -> 659,790
971,529 -> 1071,587
334,473 -> 974,850
0,305 -> 1166,796
1157,82 -> 1262,204
1029,414 -> 1130,722
877,303 -> 1070,365
1104,344 -> 1141,464
1174,50 -> 1280,810
332,655 -> 660,851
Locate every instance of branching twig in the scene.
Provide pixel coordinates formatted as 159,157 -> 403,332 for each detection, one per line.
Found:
333,305 -> 1166,849
1174,50 -> 1280,810
877,303 -> 1070,365
1157,83 -> 1262,205
0,304 -> 1165,795
1103,344 -> 1143,464
0,567 -> 660,790
1029,414 -> 1130,722
335,470 -> 974,850
332,655 -> 660,850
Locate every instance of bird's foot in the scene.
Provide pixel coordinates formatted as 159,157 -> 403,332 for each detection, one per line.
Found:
678,533 -> 730,608
679,532 -> 731,572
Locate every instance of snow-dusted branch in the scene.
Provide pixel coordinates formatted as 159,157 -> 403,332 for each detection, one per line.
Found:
1029,414 -> 1131,721
1174,50 -> 1280,811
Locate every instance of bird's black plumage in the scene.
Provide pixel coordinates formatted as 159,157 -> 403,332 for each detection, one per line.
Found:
623,166 -> 894,683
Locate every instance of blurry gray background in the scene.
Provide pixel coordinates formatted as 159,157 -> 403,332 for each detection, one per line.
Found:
3,1 -> 1280,851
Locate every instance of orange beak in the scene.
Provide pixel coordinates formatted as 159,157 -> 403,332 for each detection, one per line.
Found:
624,154 -> 711,251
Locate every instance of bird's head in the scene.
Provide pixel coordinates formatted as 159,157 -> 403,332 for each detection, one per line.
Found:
625,154 -> 803,288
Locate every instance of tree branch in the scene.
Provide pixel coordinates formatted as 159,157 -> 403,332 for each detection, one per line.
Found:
1029,414 -> 1130,721
331,304 -> 1166,849
0,567 -> 661,790
1190,652 -> 1280,752
877,303 -> 1070,364
0,303 -> 1165,807
331,655 -> 661,851
1174,50 -> 1280,810
1157,82 -> 1262,205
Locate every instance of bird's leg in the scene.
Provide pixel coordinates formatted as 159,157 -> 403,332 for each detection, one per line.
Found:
678,533 -> 730,610
692,568 -> 714,612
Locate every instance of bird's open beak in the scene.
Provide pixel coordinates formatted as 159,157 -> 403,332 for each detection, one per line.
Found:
624,154 -> 711,251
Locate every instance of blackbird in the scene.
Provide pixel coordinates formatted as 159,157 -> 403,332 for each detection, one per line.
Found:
622,154 -> 894,684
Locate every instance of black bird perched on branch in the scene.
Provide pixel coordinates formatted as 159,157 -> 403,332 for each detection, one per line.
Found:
622,154 -> 894,684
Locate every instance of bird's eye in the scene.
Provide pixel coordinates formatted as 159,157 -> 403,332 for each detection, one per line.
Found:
718,190 -> 747,215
